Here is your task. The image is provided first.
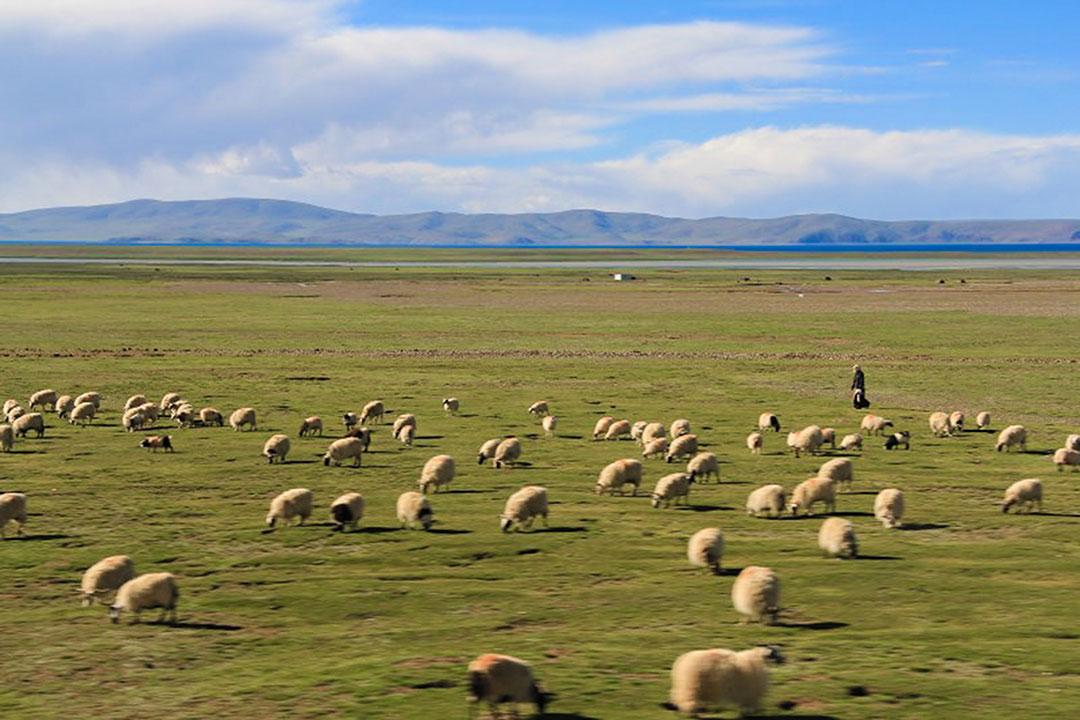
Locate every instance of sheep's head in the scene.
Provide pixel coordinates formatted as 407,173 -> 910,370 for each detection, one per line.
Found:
108,605 -> 122,623
757,645 -> 786,664
499,516 -> 513,532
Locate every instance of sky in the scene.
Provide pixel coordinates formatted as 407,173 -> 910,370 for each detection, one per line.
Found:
2,0 -> 1079,219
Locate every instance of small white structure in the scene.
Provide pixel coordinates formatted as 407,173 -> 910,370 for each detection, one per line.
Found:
611,272 -> 637,281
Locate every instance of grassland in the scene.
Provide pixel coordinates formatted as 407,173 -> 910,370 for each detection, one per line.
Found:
1,249 -> 1078,719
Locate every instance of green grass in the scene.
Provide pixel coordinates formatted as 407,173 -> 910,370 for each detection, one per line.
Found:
1,250 -> 1078,719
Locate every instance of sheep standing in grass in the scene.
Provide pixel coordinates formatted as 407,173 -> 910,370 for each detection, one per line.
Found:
173,405 -> 197,428
0,492 -> 28,538
266,488 -> 314,528
123,394 -> 148,412
397,491 -> 434,530
442,397 -> 459,414
595,459 -> 643,496
746,431 -> 763,455
527,401 -> 549,417
840,433 -> 863,452
874,488 -> 905,528
5,405 -> 25,423
884,431 -> 911,450
1002,478 -> 1042,513
56,395 -> 74,419
687,452 -> 719,483
949,411 -> 965,433
642,437 -> 669,460
494,437 -> 522,469
592,416 -> 615,440
199,407 -> 222,426
996,425 -> 1027,452
122,408 -> 147,432
500,486 -> 548,532
108,572 -> 179,624
29,389 -> 59,411
746,485 -> 786,518
2,399 -> 18,415
687,528 -> 724,574
466,654 -> 546,718
12,412 -> 45,437
604,419 -> 632,441
160,393 -> 182,413
477,438 -> 501,465
542,415 -> 557,437
977,411 -> 991,429
229,407 -> 257,432
789,476 -> 837,516
817,457 -> 854,491
1066,434 -> 1080,452
929,411 -> 952,437
81,555 -> 135,606
330,492 -> 365,532
74,392 -> 101,409
342,412 -> 359,431
631,420 -> 648,443
758,413 -> 781,432
323,437 -> 364,467
140,435 -> 173,452
668,645 -> 784,717
787,425 -> 824,458
861,414 -> 893,436
820,427 -> 837,449
1052,448 -> 1080,470
670,419 -> 691,438
665,434 -> 698,463
396,424 -> 416,447
360,400 -> 385,425
818,517 -> 858,558
642,422 -> 666,445
731,566 -> 780,624
298,416 -> 323,437
419,454 -> 456,494
393,413 -> 417,437
263,434 -> 291,463
344,426 -> 372,451
651,472 -> 694,508
0,424 -> 13,452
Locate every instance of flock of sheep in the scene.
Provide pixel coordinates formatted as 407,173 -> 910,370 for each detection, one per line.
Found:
1,387 -> 1078,718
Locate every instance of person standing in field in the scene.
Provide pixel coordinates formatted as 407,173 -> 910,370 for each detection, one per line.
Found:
851,364 -> 869,409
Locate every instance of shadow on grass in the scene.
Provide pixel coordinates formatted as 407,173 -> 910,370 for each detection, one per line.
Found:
832,511 -> 874,518
899,522 -> 949,531
558,434 -> 585,440
681,505 -> 735,512
844,491 -> 879,496
717,566 -> 744,577
775,620 -> 849,631
544,714 -> 602,720
444,489 -> 488,495
427,528 -> 472,535
155,620 -> 243,632
534,526 -> 588,534
6,533 -> 72,542
856,554 -> 902,561
416,435 -> 444,441
1031,512 -> 1080,518
757,715 -> 841,720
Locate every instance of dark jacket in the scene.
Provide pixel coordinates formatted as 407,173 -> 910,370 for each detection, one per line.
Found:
851,368 -> 865,391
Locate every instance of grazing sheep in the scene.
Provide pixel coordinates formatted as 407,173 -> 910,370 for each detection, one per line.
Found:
631,420 -> 648,443
668,645 -> 784,717
746,431 -> 763,455
686,452 -> 719,484
229,407 -> 257,432
884,431 -> 911,450
687,528 -> 724,574
670,419 -> 691,438
948,411 -> 965,433
56,395 -> 75,419
81,555 -> 135,606
344,426 -> 372,451
642,422 -> 666,445
263,434 -> 291,463
758,412 -> 781,433
419,454 -> 456,494
360,400 -> 385,425
746,485 -> 786,518
323,437 -> 364,467
199,407 -> 223,426
330,492 -> 365,532
172,405 -> 197,428
396,490 -> 434,530
392,413 -> 417,437
789,475 -> 837,516
977,411 -> 991,429
860,414 -> 893,436
121,408 -> 147,432
604,419 -> 632,441
651,472 -> 694,508
874,488 -> 905,528
467,654 -> 546,718
297,416 -> 323,437
1052,448 -> 1080,471
266,488 -> 314,528
2,399 -> 18,415
592,415 -> 615,440
929,411 -> 952,437
442,397 -> 460,414
494,437 -> 522,469
1002,478 -> 1042,514
527,401 -> 549,417
477,438 -> 501,465
0,492 -> 28,538
731,566 -> 780,624
500,485 -> 548,532
996,425 -> 1027,452
74,391 -> 101,409
840,433 -> 863,452
159,392 -> 182,413
136,402 -> 160,423
12,412 -> 45,438
123,394 -> 148,412
139,435 -> 173,452
108,572 -> 179,624
642,437 -> 669,460
396,423 -> 416,447
342,412 -> 359,431
665,434 -> 698,463
787,425 -> 824,458
5,406 -> 25,423
0,424 -> 13,452
818,517 -> 858,558
29,389 -> 59,411
817,457 -> 854,491
1065,434 -> 1080,452
820,427 -> 837,449
595,458 -> 643,496
542,415 -> 557,437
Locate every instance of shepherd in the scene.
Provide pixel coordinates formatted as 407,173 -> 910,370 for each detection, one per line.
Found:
851,364 -> 870,409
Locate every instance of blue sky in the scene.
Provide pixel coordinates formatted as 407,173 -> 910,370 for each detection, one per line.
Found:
1,1 -> 1078,218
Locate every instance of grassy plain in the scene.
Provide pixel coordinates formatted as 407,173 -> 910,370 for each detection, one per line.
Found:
1,248 -> 1078,719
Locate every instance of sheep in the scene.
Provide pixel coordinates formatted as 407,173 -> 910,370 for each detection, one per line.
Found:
344,426 -> 372,451
229,407 -> 257,432
359,400 -> 385,425
670,418 -> 691,438
0,424 -> 12,452
12,412 -> 45,438
442,397 -> 460,414
642,437 -> 669,460
817,457 -> 854,491
746,431 -> 763,455
668,645 -> 784,717
860,414 -> 893,436
595,458 -> 643,496
397,490 -> 434,530
840,433 -> 863,452
298,416 -> 323,437
0,492 -> 28,538
1052,448 -> 1080,471
139,435 -> 173,452
642,421 -> 666,445
787,425 -> 824,458
758,412 -> 781,432
396,423 -> 416,447
393,413 -> 417,437
996,425 -> 1027,452
330,492 -> 365,532
323,437 -> 364,467
108,572 -> 179,624
818,517 -> 858,558
419,454 -> 456,494
172,405 -> 197,428
789,475 -> 837,516
874,488 -> 905,528
342,411 -> 359,431
686,452 -> 719,484
746,485 -> 786,518
631,420 -> 648,443
121,408 -> 147,432
1001,478 -> 1042,514
2,399 -> 18,415
929,411 -> 952,437
466,654 -> 546,718
494,437 -> 522,469
266,488 -> 314,528
948,411 -> 965,433
884,431 -> 911,450
500,485 -> 548,532
527,400 -> 549,417
5,405 -> 25,423
651,472 -> 694,508
592,415 -> 615,440
123,394 -> 148,412
74,391 -> 101,409
134,402 -> 159,422
81,555 -> 135,606
731,566 -> 780,624
820,427 -> 837,449
477,438 -> 501,465
199,407 -> 223,426
56,395 -> 75,419
687,528 -> 724,574
976,411 -> 991,429
159,392 -> 182,413
604,419 -> 632,441
29,389 -> 59,411
263,434 -> 291,463
1066,434 -> 1080,452
542,414 -> 557,437
665,434 -> 698,463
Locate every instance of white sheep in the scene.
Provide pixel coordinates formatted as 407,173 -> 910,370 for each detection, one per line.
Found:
442,397 -> 459,414
500,485 -> 548,532
330,492 -> 365,532
12,412 -> 45,437
631,420 -> 648,443
976,411 -> 991,429
874,488 -> 905,528
5,405 -> 25,423
74,391 -> 101,409
396,423 -> 416,447
263,434 -> 291,464
820,427 -> 837,449
108,572 -> 179,624
746,485 -> 786,518
996,425 -> 1027,452
229,407 -> 257,431
1052,448 -> 1080,470
642,421 -> 666,445
2,399 -> 18,415
686,452 -> 719,483
342,411 -> 359,431
948,411 -> 965,433
477,438 -> 501,465
595,458 -> 643,496
344,426 -> 372,451
172,404 -> 196,428
665,434 -> 698,463
199,407 -> 222,426
541,415 -> 557,437
817,457 -> 854,491
393,413 -> 417,437
592,415 -> 615,440
0,492 -> 28,538
860,414 -> 893,436
929,411 -> 952,437
56,395 -> 75,419
642,437 -> 669,460
651,472 -> 694,508
668,645 -> 784,717
396,491 -> 434,530
840,433 -> 863,452
604,419 -> 632,441
1002,478 -> 1042,514
1066,434 -> 1080,452
298,416 -> 323,437
670,418 -> 691,437
323,437 -> 364,467
29,389 -> 59,411
758,412 -> 781,432
494,437 -> 522,469
121,408 -> 147,432
818,517 -> 858,559
123,394 -> 148,412
527,400 -> 549,417
687,528 -> 724,574
884,431 -> 911,450
266,488 -> 314,528
81,555 -> 135,606
360,400 -> 385,425
746,431 -> 763,455
731,565 -> 780,624
419,454 -> 456,494
787,425 -> 824,458
789,475 -> 837,516
467,654 -> 546,718
0,424 -> 13,452
159,392 -> 182,413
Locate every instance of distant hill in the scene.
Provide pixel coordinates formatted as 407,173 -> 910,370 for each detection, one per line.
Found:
1,198 -> 1078,246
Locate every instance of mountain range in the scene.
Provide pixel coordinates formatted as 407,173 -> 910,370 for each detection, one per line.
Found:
1,198 -> 1078,246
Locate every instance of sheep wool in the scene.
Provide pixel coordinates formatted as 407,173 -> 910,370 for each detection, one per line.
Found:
641,422 -> 666,445
527,400 -> 549,417
789,475 -> 837,516
665,434 -> 698,463
419,454 -> 456,494
746,431 -> 764,455
746,485 -> 786,518
342,412 -> 359,431
29,389 -> 59,411
330,492 -> 365,532
604,419 -> 632,441
592,415 -> 615,440
81,555 -> 135,606
69,402 -> 96,426
817,457 -> 854,491
631,420 -> 648,443
840,433 -> 863,452
996,425 -> 1027,452
0,492 -> 28,538
121,408 -> 147,432
160,392 -> 182,413
494,437 -> 522,469
948,411 -> 965,433
860,414 -> 893,436
929,411 -> 952,437
0,424 -> 13,452
874,488 -> 905,528
396,423 -> 415,447
229,407 -> 257,432
687,452 -> 719,483
199,407 -> 223,426
56,395 -> 75,419
884,431 -> 911,450
788,425 -> 825,458
642,437 -> 669,459
323,437 -> 364,467
670,419 -> 691,438
595,458 -> 643,496
109,572 -> 179,624
651,472 -> 694,509
669,646 -> 784,717
818,517 -> 858,558
5,405 -> 25,423
758,412 -> 781,432
731,566 -> 780,624
500,485 -> 548,532
74,391 -> 101,409
687,528 -> 724,574
477,438 -> 501,465
976,411 -> 991,429
123,394 -> 148,412
2,399 -> 18,415
397,490 -> 434,530
392,413 -> 417,437
542,415 -> 558,436
820,427 -> 836,448
298,416 -> 323,437
1052,448 -> 1079,470
1066,434 -> 1080,452
467,654 -> 546,718
442,397 -> 460,414
12,412 -> 45,438
139,435 -> 173,452
360,400 -> 385,425
343,426 -> 372,452
263,434 -> 291,464
1002,478 -> 1042,514
266,488 -> 314,528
